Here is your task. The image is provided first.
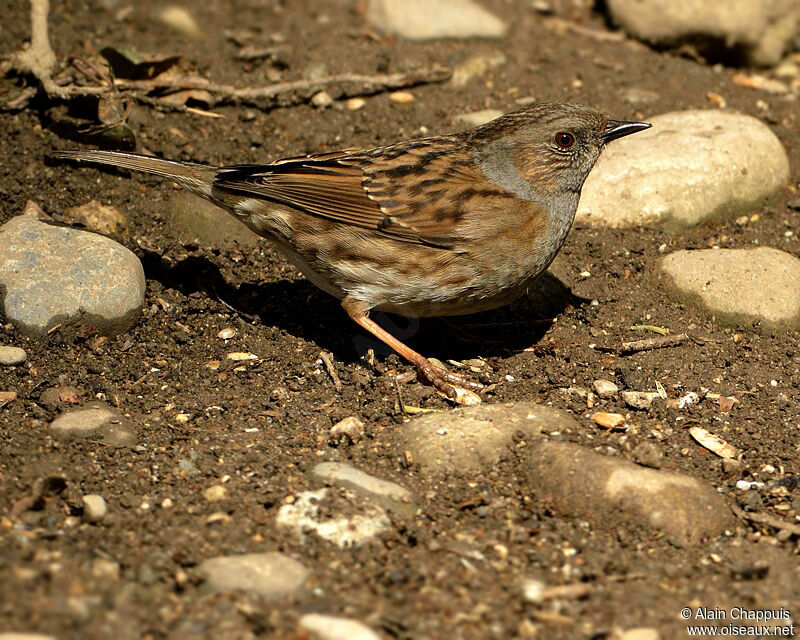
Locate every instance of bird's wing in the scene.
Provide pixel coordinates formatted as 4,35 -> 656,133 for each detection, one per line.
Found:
212,140 -> 501,249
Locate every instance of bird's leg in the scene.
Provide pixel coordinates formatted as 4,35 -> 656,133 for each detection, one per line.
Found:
342,298 -> 483,405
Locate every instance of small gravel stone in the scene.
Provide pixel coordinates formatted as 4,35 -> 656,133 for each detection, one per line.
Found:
276,488 -> 391,547
0,634 -> 57,640
0,215 -> 146,338
0,346 -> 27,366
198,552 -> 309,599
632,441 -> 663,469
299,614 -> 381,640
63,200 -> 128,235
49,401 -> 136,447
81,494 -> 108,523
451,51 -> 506,86
621,390 -> 661,410
367,0 -> 506,40
592,379 -> 619,398
346,97 -> 366,110
577,110 -> 789,229
524,441 -> 734,546
312,462 -> 416,519
657,247 -> 800,331
311,90 -> 334,108
91,558 -> 120,580
203,485 -> 228,502
217,327 -> 236,340
329,416 -> 365,444
521,578 -> 546,604
399,402 -> 571,476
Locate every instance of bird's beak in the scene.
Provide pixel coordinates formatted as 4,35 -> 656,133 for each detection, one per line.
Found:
601,119 -> 651,143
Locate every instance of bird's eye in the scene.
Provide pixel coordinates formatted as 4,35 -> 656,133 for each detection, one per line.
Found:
554,131 -> 575,149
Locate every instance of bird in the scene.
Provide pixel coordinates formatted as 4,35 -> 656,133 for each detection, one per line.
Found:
53,102 -> 650,404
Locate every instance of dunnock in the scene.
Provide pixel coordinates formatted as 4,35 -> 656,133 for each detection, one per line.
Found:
54,102 -> 649,403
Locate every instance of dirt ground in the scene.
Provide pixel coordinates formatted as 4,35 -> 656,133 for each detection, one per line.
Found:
1,0 -> 800,638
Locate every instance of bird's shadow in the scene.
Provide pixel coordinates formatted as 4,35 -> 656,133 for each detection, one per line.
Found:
140,249 -> 582,364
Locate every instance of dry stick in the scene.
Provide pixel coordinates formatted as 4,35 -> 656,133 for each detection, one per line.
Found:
619,332 -> 689,354
319,351 -> 342,392
10,0 -> 450,110
12,0 -> 67,98
731,504 -> 800,537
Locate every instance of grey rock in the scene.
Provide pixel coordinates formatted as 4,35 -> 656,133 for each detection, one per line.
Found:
0,346 -> 27,366
577,111 -> 790,230
276,488 -> 391,547
81,494 -> 108,523
399,402 -> 569,476
366,0 -> 507,40
592,379 -> 619,398
606,0 -> 799,66
49,401 -> 136,447
621,390 -> 661,410
312,462 -> 416,519
329,416 -> 365,444
524,441 -> 734,546
0,216 -> 145,338
451,51 -> 507,86
657,247 -> 800,331
299,614 -> 381,640
168,191 -> 261,250
198,552 -> 309,599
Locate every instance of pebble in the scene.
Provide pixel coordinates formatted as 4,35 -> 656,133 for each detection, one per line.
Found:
329,416 -> 365,444
657,247 -> 800,331
632,441 -> 663,469
0,215 -> 146,338
217,327 -> 236,340
592,379 -> 619,398
366,0 -> 507,40
389,91 -> 415,104
63,200 -> 128,235
577,111 -> 789,229
453,109 -> 504,128
450,50 -> 507,86
299,614 -> 381,640
81,494 -> 108,523
0,634 -> 57,640
0,346 -> 27,366
605,0 -> 798,66
276,488 -> 391,548
168,191 -> 260,250
49,401 -> 136,447
346,97 -> 366,111
198,552 -> 309,599
621,390 -> 661,410
311,90 -> 334,108
521,578 -> 546,604
157,5 -> 203,38
203,485 -> 228,502
91,558 -> 120,580
592,412 -> 626,430
311,462 -> 416,519
399,403 -> 572,476
524,441 -> 734,546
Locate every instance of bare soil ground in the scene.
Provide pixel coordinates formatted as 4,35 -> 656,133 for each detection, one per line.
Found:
1,1 -> 799,638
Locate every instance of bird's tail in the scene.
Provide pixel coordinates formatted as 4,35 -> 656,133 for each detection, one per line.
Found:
52,149 -> 218,196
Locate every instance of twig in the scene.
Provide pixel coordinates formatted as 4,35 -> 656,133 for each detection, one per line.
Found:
135,94 -> 223,118
319,351 -> 342,392
731,504 -> 800,537
619,333 -> 689,354
12,0 -> 67,98
8,0 -> 451,112
542,16 -> 626,42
